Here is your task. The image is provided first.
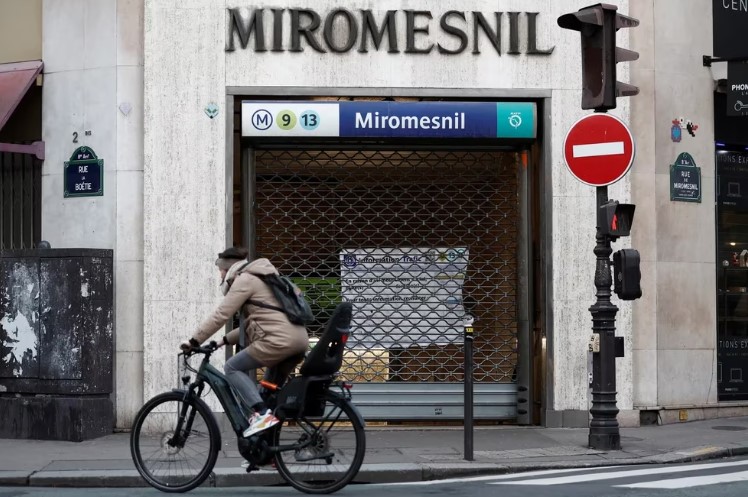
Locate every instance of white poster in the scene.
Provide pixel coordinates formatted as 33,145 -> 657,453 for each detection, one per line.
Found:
340,247 -> 468,348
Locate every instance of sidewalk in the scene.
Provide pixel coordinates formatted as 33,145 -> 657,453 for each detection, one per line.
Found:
2,416 -> 748,487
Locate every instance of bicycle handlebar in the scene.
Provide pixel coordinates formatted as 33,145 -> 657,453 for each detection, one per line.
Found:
183,340 -> 218,357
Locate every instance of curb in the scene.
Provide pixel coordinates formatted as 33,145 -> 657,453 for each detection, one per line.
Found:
29,470 -> 143,488
0,471 -> 30,486
2,446 -> 747,488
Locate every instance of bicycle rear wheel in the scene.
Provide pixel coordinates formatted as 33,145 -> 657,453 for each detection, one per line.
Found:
274,392 -> 366,494
130,391 -> 220,493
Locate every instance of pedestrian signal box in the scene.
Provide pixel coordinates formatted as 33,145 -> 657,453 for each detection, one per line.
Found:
598,200 -> 635,239
613,248 -> 642,300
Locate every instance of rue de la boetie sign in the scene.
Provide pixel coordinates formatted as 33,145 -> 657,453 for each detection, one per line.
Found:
226,7 -> 556,56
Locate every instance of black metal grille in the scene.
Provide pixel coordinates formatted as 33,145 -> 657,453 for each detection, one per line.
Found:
253,149 -> 518,384
0,152 -> 41,250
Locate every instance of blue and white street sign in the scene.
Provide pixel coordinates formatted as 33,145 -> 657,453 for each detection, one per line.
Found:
242,101 -> 536,139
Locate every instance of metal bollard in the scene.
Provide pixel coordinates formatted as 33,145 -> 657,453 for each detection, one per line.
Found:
464,314 -> 475,461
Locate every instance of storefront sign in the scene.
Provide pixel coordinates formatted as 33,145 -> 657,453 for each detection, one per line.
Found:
718,336 -> 748,401
242,101 -> 536,139
717,150 -> 748,210
340,247 -> 468,348
728,62 -> 748,116
713,0 -> 748,59
670,152 -> 701,202
226,8 -> 555,56
64,146 -> 103,198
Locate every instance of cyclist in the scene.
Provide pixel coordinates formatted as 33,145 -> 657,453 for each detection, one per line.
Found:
181,247 -> 309,437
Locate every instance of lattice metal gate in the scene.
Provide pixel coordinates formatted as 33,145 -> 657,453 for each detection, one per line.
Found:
249,148 -> 521,420
0,151 -> 41,250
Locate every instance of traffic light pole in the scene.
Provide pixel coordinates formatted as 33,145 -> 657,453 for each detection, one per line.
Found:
589,185 -> 621,450
558,3 -> 640,451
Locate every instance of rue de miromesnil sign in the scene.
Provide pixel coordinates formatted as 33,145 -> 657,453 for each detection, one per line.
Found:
670,152 -> 701,203
64,146 -> 103,198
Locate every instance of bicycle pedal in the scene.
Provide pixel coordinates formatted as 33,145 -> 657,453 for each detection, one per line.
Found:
244,462 -> 260,473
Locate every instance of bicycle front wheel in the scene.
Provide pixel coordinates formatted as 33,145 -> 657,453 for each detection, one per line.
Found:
274,392 -> 366,494
130,391 -> 220,493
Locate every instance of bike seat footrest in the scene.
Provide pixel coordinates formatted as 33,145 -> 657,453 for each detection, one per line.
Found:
295,451 -> 334,462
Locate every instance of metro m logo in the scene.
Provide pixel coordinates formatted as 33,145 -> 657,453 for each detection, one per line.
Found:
251,109 -> 273,130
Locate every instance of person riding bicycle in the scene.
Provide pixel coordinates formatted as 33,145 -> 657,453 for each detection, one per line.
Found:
181,247 -> 309,437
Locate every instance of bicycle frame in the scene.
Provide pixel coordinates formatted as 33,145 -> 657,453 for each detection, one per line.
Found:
184,355 -> 251,434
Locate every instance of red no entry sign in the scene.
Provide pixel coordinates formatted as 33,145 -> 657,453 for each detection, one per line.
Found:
563,113 -> 636,186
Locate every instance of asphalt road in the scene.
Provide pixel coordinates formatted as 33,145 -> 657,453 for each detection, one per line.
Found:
3,456 -> 748,497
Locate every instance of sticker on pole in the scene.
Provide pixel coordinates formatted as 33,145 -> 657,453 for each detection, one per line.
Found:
563,113 -> 636,187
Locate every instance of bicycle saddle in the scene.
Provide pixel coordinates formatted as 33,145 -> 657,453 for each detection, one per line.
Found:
299,302 -> 352,376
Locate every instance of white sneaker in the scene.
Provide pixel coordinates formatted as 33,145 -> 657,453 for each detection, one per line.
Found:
243,409 -> 280,438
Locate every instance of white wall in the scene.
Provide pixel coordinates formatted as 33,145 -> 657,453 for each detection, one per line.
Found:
630,0 -> 718,410
42,0 -> 144,428
142,0 -> 634,423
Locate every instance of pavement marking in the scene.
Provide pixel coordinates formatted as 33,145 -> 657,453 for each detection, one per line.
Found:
572,141 -> 625,158
490,460 -> 748,486
616,469 -> 748,489
375,466 -> 623,486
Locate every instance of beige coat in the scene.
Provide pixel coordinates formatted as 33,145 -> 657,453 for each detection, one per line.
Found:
192,258 -> 309,366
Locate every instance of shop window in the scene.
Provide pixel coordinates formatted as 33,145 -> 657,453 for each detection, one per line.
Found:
716,148 -> 748,401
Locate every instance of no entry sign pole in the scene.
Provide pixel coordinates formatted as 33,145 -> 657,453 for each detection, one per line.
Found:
564,112 -> 636,451
589,184 -> 620,450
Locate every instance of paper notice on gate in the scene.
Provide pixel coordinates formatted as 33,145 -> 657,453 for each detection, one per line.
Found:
340,247 -> 468,348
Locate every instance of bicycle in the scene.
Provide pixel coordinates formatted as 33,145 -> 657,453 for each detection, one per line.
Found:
129,302 -> 366,494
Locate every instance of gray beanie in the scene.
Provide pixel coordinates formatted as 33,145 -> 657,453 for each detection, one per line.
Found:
215,246 -> 248,270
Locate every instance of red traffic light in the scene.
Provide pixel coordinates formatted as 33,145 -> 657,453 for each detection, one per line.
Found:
598,200 -> 635,238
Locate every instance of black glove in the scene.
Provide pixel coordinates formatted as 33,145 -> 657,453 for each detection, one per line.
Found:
180,338 -> 200,352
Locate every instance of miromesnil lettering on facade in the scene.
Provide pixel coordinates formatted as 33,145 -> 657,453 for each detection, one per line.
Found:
225,8 -> 555,55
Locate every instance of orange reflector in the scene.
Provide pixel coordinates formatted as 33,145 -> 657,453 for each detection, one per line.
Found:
260,380 -> 278,391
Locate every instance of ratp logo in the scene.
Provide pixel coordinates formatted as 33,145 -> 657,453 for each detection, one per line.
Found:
343,254 -> 358,268
251,109 -> 273,130
508,113 -> 523,129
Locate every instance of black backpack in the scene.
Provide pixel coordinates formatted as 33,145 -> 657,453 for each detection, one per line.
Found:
248,273 -> 314,326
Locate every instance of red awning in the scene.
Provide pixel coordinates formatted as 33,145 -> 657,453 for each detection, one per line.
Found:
0,60 -> 43,132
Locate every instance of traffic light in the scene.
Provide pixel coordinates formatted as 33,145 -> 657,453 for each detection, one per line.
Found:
557,3 -> 639,111
598,200 -> 635,238
613,248 -> 642,300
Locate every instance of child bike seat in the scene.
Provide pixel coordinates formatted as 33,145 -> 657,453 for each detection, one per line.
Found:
299,302 -> 352,377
